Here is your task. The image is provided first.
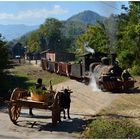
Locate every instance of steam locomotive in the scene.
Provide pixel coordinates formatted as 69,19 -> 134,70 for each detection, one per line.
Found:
41,52 -> 135,92
92,53 -> 135,91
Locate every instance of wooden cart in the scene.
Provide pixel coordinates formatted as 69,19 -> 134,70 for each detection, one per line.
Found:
8,88 -> 61,125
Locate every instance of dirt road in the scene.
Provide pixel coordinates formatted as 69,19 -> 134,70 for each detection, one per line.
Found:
0,78 -> 119,139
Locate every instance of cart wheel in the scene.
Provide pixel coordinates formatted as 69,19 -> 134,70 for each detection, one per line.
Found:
10,88 -> 28,101
9,105 -> 21,124
9,88 -> 27,124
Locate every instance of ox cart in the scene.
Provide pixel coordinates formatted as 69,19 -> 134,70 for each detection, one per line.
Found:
8,87 -> 61,125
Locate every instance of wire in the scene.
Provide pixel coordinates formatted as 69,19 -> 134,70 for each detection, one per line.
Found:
101,2 -> 122,11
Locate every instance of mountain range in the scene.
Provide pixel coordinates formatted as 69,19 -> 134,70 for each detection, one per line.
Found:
0,10 -> 106,41
0,24 -> 39,41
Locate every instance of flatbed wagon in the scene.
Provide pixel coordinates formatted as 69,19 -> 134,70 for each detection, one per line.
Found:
8,88 -> 61,125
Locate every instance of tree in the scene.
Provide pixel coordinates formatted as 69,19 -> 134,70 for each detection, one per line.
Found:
39,18 -> 64,52
0,34 -> 8,72
75,24 -> 110,55
13,17 -> 88,54
62,21 -> 87,52
103,14 -> 118,50
12,42 -> 24,57
116,2 -> 140,73
27,31 -> 41,53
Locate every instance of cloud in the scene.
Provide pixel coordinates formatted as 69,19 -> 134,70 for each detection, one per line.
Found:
0,5 -> 68,20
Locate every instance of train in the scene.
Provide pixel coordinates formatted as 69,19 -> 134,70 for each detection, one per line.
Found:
41,52 -> 135,92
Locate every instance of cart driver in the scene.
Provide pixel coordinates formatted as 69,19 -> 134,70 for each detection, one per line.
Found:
29,78 -> 47,117
35,78 -> 47,90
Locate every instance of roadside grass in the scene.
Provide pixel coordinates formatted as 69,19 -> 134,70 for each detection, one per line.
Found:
83,117 -> 140,139
0,62 -> 68,99
82,76 -> 140,139
9,63 -> 68,88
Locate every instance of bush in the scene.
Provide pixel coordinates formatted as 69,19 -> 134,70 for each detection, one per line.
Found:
117,50 -> 135,69
130,64 -> 140,75
83,118 -> 140,139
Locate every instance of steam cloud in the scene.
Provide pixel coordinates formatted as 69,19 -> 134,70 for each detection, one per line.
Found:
84,42 -> 95,54
85,46 -> 95,54
89,73 -> 101,92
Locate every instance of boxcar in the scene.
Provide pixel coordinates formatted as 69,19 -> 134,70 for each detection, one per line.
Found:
47,61 -> 56,72
57,62 -> 71,76
70,63 -> 83,79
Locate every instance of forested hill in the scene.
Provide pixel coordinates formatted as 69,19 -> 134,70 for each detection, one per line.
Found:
0,24 -> 39,41
1,10 -> 105,41
67,10 -> 106,24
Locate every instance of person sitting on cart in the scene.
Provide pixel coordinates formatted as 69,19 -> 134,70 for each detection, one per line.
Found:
29,78 -> 47,117
35,78 -> 47,90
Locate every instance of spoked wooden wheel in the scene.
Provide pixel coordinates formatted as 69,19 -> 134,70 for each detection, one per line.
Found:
8,88 -> 28,124
9,104 -> 21,124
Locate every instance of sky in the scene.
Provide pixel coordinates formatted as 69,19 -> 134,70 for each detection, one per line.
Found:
0,1 -> 129,25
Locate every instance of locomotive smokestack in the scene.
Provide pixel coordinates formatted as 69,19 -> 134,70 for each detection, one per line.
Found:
111,52 -> 117,65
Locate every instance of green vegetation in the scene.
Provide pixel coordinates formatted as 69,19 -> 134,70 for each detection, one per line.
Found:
9,18 -> 87,55
6,2 -> 140,75
75,23 -> 110,55
84,118 -> 140,139
0,34 -> 9,73
83,82 -> 140,139
0,62 -> 67,99
116,2 -> 140,74
130,64 -> 140,75
75,2 -> 140,75
29,86 -> 48,95
9,63 -> 68,89
8,10 -> 104,55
